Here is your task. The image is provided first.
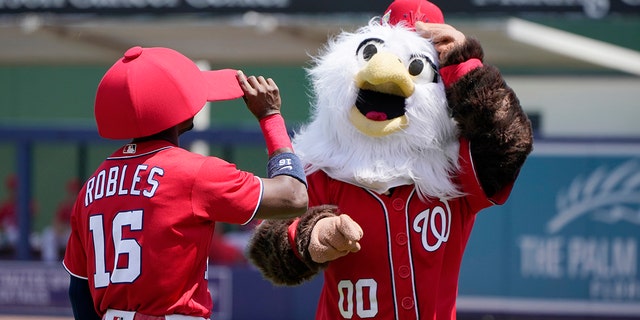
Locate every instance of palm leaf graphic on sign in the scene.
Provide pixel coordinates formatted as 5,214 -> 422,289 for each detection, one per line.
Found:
546,160 -> 640,234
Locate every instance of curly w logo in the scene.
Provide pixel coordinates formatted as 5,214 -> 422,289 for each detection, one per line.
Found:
413,199 -> 452,252
547,160 -> 640,234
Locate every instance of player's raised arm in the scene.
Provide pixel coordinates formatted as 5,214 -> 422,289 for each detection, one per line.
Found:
237,70 -> 308,219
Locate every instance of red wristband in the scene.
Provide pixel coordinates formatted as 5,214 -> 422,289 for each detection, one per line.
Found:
287,218 -> 303,260
440,58 -> 483,88
259,113 -> 293,155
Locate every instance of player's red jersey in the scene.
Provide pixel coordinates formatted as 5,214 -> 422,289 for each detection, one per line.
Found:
308,139 -> 512,320
63,140 -> 262,318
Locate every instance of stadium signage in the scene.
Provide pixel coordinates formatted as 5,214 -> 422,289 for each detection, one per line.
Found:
459,141 -> 640,316
0,0 -> 289,10
516,159 -> 640,299
516,158 -> 640,300
0,0 -> 638,16
185,0 -> 289,10
472,0 -> 625,18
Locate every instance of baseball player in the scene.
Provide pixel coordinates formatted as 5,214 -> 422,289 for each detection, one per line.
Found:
62,46 -> 308,320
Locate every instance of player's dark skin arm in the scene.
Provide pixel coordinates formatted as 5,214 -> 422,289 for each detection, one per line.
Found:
259,165 -> 308,219
137,72 -> 308,220
69,276 -> 101,320
237,71 -> 309,219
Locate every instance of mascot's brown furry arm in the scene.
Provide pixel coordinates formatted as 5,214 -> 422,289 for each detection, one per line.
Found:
248,32 -> 532,285
442,37 -> 532,198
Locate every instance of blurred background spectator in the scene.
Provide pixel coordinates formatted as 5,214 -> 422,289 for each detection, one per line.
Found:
208,220 -> 262,266
0,174 -> 19,257
40,177 -> 79,263
0,174 -> 38,259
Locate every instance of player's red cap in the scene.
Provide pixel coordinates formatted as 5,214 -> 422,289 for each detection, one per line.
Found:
94,46 -> 244,139
382,0 -> 444,28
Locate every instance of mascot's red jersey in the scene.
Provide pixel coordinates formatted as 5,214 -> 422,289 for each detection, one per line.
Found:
308,139 -> 511,320
63,140 -> 262,318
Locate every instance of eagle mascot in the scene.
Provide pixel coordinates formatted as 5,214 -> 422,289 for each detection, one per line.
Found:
248,0 -> 533,319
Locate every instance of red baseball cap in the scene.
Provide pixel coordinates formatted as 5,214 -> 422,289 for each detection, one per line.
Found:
382,0 -> 444,28
95,46 -> 244,140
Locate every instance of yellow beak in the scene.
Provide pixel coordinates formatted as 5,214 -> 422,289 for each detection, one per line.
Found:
355,51 -> 414,97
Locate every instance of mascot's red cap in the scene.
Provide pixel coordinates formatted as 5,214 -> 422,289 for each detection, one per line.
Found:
382,0 -> 444,28
94,46 -> 244,140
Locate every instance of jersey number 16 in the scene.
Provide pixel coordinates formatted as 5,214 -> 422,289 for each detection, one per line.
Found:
89,210 -> 143,288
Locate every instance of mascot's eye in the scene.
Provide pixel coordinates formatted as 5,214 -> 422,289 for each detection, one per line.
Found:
408,58 -> 424,76
409,54 -> 440,83
356,38 -> 384,62
362,44 -> 378,61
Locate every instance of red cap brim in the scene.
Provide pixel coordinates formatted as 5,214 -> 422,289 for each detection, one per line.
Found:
203,69 -> 244,102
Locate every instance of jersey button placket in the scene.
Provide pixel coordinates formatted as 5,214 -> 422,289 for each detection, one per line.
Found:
396,232 -> 407,245
401,296 -> 415,310
389,196 -> 416,317
398,265 -> 411,279
392,198 -> 404,211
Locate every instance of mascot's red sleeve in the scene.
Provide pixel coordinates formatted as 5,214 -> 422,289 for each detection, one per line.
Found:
247,35 -> 533,286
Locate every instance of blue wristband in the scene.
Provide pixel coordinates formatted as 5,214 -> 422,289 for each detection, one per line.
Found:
267,152 -> 307,188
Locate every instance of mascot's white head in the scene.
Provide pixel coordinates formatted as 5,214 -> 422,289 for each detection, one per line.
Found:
293,7 -> 462,200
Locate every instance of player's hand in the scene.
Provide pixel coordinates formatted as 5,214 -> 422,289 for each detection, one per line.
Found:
309,215 -> 363,263
415,22 -> 466,62
237,70 -> 282,120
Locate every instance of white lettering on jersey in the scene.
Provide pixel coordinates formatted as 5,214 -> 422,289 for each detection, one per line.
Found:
130,164 -> 146,196
412,199 -> 452,252
118,164 -> 129,196
85,177 -> 95,205
106,167 -> 119,197
84,164 -> 163,206
144,167 -> 164,197
94,170 -> 106,200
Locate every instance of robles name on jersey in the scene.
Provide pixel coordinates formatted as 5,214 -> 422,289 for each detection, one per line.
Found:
84,163 -> 164,207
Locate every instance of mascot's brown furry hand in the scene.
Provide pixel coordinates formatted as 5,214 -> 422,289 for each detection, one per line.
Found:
248,0 -> 533,318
